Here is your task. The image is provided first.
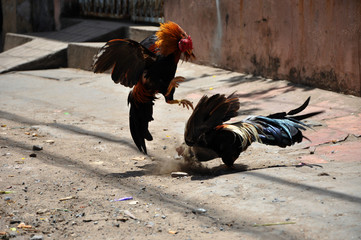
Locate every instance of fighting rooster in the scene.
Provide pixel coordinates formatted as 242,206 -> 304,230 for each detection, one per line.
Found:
93,21 -> 195,153
178,94 -> 322,167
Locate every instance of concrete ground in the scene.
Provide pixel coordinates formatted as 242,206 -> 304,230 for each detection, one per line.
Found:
0,18 -> 360,240
1,64 -> 361,240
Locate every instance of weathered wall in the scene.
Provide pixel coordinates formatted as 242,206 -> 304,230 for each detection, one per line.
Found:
1,0 -> 57,49
164,0 -> 361,96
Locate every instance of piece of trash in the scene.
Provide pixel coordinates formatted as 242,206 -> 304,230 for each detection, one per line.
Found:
131,156 -> 146,161
192,208 -> 207,214
296,162 -> 323,168
17,222 -> 32,229
10,220 -> 21,224
36,209 -> 49,214
10,228 -> 16,232
56,208 -> 69,212
59,196 -> 78,201
318,172 -> 330,176
209,87 -> 214,90
33,145 -> 43,151
64,112 -> 70,115
123,210 -> 136,219
30,235 -> 44,240
168,230 -> 178,234
253,222 -> 296,227
166,135 -> 170,138
45,140 -> 55,144
128,200 -> 139,205
0,191 -> 13,194
76,213 -> 85,218
29,153 -> 37,158
171,172 -> 189,178
1,125 -> 6,127
111,197 -> 133,202
25,132 -> 31,135
116,217 -> 129,222
309,147 -> 316,154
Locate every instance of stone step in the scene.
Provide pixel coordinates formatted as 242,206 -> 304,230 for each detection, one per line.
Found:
0,18 -> 159,73
0,38 -> 67,73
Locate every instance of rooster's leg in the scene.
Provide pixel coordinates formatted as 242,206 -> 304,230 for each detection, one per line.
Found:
167,99 -> 194,110
165,76 -> 186,96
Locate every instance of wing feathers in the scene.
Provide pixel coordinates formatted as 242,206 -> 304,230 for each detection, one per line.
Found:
184,94 -> 240,145
93,39 -> 156,87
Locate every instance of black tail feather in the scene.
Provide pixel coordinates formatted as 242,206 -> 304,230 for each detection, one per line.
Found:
128,91 -> 154,154
248,97 -> 323,148
287,97 -> 310,115
291,111 -> 324,121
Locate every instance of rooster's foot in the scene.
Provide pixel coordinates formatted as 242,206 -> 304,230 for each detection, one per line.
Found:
165,76 -> 186,96
167,99 -> 194,110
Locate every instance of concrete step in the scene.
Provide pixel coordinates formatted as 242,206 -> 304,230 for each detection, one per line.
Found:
67,26 -> 158,71
67,42 -> 104,71
0,18 -> 159,73
0,38 -> 68,73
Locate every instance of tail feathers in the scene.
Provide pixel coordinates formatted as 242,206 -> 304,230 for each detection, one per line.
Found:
245,97 -> 323,148
128,91 -> 154,154
249,117 -> 305,147
267,97 -> 310,119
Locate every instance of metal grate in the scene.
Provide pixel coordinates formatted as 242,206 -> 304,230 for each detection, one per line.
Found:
78,0 -> 164,23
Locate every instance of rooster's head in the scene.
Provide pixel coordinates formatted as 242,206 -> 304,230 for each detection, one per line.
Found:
155,21 -> 195,61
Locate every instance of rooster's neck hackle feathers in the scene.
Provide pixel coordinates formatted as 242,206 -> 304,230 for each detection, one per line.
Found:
155,21 -> 188,57
217,123 -> 261,150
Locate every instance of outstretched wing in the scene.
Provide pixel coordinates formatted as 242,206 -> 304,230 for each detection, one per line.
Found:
184,93 -> 240,146
93,39 -> 156,87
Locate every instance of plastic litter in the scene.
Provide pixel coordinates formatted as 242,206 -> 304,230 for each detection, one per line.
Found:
171,172 -> 189,178
192,208 -> 207,214
111,197 -> 133,202
0,191 -> 13,194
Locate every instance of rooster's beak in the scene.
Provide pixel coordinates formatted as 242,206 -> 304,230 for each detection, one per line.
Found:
186,49 -> 195,59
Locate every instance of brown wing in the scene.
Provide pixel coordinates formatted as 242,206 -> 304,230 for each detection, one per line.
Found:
184,93 -> 240,146
93,39 -> 156,87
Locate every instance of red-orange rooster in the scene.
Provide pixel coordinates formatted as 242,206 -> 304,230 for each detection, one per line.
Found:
93,21 -> 195,153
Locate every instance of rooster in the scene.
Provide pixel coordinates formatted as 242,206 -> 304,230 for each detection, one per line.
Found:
178,94 -> 323,167
93,21 -> 195,153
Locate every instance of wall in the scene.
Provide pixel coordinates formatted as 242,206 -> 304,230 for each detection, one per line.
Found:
164,0 -> 361,96
1,0 -> 61,51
